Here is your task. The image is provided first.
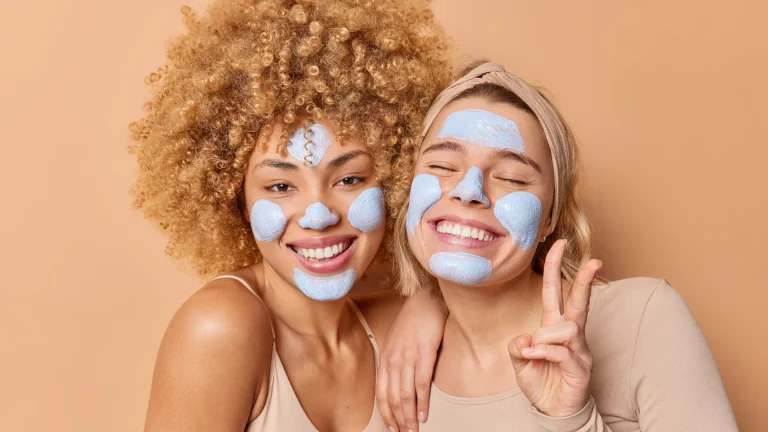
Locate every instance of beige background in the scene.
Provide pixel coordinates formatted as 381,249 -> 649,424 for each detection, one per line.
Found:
1,0 -> 766,430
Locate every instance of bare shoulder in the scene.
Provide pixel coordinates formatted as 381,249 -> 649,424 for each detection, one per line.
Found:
145,272 -> 273,430
167,274 -> 273,355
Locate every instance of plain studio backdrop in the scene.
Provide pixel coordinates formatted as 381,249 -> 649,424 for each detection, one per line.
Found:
1,0 -> 766,430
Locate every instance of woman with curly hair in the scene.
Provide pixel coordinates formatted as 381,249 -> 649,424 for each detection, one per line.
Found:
131,1 -> 451,430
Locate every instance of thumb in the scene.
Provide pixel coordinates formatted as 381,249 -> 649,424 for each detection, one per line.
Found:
508,333 -> 533,374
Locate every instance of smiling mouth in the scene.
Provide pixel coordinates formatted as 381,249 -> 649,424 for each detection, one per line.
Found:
290,239 -> 354,260
286,235 -> 358,274
428,216 -> 504,249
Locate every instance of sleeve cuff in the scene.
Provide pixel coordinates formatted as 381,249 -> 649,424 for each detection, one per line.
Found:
528,396 -> 596,432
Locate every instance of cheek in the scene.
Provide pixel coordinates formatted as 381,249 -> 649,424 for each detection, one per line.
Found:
347,187 -> 385,232
492,192 -> 542,250
250,199 -> 287,242
406,174 -> 442,233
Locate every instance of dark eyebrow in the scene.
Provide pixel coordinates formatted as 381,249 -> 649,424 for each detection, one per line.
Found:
491,148 -> 542,173
252,159 -> 299,172
421,140 -> 467,155
328,150 -> 371,168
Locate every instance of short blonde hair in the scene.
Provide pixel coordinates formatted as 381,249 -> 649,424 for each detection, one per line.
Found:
394,62 -> 593,295
129,0 -> 451,277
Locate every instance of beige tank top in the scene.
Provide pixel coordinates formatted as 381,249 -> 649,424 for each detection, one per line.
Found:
212,275 -> 388,432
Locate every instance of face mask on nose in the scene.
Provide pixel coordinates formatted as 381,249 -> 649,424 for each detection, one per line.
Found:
449,166 -> 490,207
299,202 -> 340,230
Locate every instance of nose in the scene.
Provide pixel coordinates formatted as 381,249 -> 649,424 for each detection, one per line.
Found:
299,202 -> 340,230
449,166 -> 490,208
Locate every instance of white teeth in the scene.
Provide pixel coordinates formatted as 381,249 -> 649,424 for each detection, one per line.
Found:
296,241 -> 350,260
436,222 -> 498,242
460,226 -> 471,238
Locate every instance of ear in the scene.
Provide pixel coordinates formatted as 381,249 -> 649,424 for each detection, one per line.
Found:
540,210 -> 555,241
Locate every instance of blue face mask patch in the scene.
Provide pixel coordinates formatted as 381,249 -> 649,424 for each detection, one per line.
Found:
429,252 -> 492,285
286,123 -> 334,167
448,166 -> 490,208
406,174 -> 442,233
299,202 -> 340,231
347,187 -> 385,232
250,199 -> 287,242
493,191 -> 542,250
293,268 -> 357,301
437,109 -> 526,153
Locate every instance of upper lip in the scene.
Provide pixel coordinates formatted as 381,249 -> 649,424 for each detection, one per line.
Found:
286,234 -> 356,249
427,215 -> 504,237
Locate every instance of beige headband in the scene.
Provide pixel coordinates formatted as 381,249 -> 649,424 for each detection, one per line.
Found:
419,62 -> 566,229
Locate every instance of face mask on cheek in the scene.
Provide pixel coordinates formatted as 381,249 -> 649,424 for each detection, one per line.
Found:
250,199 -> 287,242
406,174 -> 442,233
347,187 -> 385,232
493,191 -> 542,251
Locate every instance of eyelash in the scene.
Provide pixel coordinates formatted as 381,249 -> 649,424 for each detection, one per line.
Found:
266,183 -> 295,193
428,164 -> 457,172
336,176 -> 365,186
499,178 -> 528,186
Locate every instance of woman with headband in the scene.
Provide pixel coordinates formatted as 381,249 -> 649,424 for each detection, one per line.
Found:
378,62 -> 738,431
131,1 -> 452,430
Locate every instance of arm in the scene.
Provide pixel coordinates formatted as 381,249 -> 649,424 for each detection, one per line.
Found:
144,281 -> 273,432
522,279 -> 739,432
375,285 -> 447,432
631,281 -> 738,431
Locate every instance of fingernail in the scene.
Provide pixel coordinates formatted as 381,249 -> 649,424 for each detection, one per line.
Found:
521,347 -> 534,356
419,411 -> 426,422
409,430 -> 414,432
388,427 -> 396,432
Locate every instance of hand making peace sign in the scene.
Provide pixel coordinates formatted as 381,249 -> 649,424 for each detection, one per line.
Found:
508,239 -> 603,418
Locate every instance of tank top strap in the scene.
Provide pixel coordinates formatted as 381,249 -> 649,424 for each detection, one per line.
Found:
346,298 -> 380,360
211,275 -> 275,341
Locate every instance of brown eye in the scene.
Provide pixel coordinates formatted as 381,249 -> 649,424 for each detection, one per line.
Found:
335,176 -> 365,186
267,183 -> 295,192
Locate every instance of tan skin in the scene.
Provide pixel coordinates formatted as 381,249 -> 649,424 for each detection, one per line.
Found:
143,119 -> 444,432
378,96 -> 602,431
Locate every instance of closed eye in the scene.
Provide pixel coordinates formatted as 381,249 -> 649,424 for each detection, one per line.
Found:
428,164 -> 457,172
497,177 -> 528,186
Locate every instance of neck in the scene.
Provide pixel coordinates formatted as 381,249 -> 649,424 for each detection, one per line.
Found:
252,263 -> 353,346
440,268 -> 543,361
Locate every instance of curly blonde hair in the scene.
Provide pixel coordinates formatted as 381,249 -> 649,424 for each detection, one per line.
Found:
129,0 -> 451,277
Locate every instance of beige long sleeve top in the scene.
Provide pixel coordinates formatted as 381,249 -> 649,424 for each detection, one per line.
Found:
421,278 -> 739,432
